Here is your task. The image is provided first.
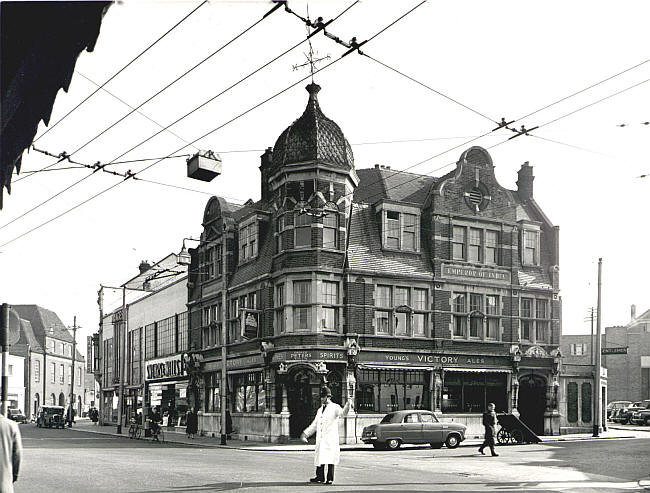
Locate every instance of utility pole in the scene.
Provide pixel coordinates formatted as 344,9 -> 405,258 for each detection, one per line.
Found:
1,303 -> 9,416
593,258 -> 603,437
116,286 -> 127,434
589,308 -> 595,366
220,239 -> 228,445
68,316 -> 78,427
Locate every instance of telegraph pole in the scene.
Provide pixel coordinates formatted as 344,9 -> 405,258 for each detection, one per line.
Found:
220,239 -> 228,445
593,258 -> 603,437
68,316 -> 78,427
1,303 -> 9,416
116,286 -> 127,434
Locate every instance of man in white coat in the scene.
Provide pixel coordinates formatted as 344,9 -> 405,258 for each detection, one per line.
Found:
300,385 -> 352,485
0,412 -> 22,493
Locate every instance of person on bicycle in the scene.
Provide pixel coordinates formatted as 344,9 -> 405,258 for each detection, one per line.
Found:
150,407 -> 162,440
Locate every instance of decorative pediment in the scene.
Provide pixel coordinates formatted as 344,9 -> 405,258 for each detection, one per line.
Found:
525,345 -> 548,358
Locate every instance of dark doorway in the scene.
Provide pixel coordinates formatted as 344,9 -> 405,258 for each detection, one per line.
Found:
287,368 -> 320,438
518,374 -> 546,435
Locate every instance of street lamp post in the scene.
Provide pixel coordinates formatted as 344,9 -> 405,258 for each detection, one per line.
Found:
593,258 -> 603,437
179,236 -> 228,444
68,316 -> 79,427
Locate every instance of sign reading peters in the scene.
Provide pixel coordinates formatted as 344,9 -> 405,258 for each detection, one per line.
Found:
441,264 -> 511,283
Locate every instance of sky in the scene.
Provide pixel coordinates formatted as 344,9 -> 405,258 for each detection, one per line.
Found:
1,0 -> 649,354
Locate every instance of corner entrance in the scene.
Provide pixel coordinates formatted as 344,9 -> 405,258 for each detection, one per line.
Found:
287,368 -> 321,438
518,374 -> 546,435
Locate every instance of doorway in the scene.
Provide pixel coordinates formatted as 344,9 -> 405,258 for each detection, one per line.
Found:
287,368 -> 321,438
518,374 -> 546,435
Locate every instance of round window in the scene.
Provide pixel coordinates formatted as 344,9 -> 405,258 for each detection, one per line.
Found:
468,187 -> 483,206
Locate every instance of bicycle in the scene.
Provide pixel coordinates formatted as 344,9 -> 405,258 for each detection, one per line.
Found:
128,420 -> 142,440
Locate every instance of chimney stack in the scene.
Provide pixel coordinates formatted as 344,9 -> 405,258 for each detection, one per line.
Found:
517,161 -> 534,200
138,260 -> 151,274
631,304 -> 637,321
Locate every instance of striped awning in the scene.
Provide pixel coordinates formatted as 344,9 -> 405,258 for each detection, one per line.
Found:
444,368 -> 511,373
358,364 -> 432,371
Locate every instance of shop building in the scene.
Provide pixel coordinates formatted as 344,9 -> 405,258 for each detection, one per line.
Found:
9,305 -> 85,419
604,305 -> 650,402
187,83 -> 563,442
95,255 -> 189,429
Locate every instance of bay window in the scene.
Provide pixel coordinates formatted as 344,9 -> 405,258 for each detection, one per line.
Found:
318,281 -> 338,331
323,212 -> 337,249
295,213 -> 311,248
293,280 -> 312,330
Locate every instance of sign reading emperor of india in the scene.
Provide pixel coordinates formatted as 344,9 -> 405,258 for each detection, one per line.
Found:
441,264 -> 511,283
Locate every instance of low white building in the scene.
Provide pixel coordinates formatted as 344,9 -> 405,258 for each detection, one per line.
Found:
7,353 -> 26,413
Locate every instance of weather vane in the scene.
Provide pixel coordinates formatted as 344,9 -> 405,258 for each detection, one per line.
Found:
292,6 -> 330,82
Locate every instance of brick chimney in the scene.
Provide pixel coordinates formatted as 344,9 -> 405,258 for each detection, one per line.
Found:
260,147 -> 273,202
517,161 -> 534,200
631,304 -> 637,321
138,260 -> 151,274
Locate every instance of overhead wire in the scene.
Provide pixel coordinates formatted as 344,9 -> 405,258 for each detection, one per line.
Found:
2,1 -> 295,229
32,0 -> 209,145
74,71 -> 198,151
361,53 -> 498,125
337,58 -> 650,206
3,0 -> 414,249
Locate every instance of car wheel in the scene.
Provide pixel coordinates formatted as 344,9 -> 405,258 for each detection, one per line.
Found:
372,443 -> 384,450
445,434 -> 460,449
430,442 -> 443,449
496,429 -> 508,444
385,439 -> 401,450
622,418 -> 630,425
645,417 -> 650,426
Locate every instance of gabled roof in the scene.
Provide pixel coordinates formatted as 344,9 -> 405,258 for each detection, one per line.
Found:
346,203 -> 433,278
354,167 -> 438,205
10,305 -> 83,360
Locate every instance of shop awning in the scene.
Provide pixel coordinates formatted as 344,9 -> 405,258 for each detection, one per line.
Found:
358,364 -> 432,371
228,368 -> 263,375
444,368 -> 511,373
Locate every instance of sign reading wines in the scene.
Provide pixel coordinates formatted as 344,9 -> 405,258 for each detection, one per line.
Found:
601,347 -> 628,355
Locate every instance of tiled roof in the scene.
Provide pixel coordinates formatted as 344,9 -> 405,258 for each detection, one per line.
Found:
11,305 -> 83,359
354,167 -> 437,205
270,83 -> 353,173
346,203 -> 433,278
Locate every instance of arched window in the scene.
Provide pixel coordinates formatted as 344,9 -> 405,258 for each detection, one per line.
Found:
58,392 -> 66,407
51,393 -> 56,405
34,393 -> 40,412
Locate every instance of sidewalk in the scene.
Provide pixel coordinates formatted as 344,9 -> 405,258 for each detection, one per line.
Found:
71,418 -> 648,452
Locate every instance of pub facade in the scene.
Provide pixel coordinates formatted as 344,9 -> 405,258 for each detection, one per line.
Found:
187,83 -> 562,442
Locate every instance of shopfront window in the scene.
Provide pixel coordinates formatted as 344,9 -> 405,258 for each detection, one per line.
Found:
442,372 -> 507,413
232,372 -> 265,413
356,369 -> 430,413
204,373 -> 220,412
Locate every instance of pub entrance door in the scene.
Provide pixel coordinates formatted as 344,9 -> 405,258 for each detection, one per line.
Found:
518,374 -> 547,435
287,367 -> 321,438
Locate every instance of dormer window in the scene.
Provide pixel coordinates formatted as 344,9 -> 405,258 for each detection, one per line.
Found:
238,219 -> 258,263
380,207 -> 420,252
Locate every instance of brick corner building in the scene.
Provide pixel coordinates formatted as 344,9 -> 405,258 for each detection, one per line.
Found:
187,83 -> 563,441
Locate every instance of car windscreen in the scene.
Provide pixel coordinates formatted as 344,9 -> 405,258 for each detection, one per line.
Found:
380,413 -> 396,424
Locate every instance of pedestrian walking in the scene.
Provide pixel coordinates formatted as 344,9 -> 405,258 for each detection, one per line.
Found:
300,385 -> 352,485
1,412 -> 23,493
185,408 -> 198,439
478,402 -> 499,456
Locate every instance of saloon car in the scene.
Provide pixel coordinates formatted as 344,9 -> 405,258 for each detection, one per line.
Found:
361,410 -> 466,450
8,408 -> 27,424
607,401 -> 632,420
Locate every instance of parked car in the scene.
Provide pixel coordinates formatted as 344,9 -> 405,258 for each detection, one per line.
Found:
36,405 -> 66,428
7,408 -> 27,424
612,401 -> 645,424
361,410 -> 466,450
629,400 -> 650,425
607,401 -> 632,420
